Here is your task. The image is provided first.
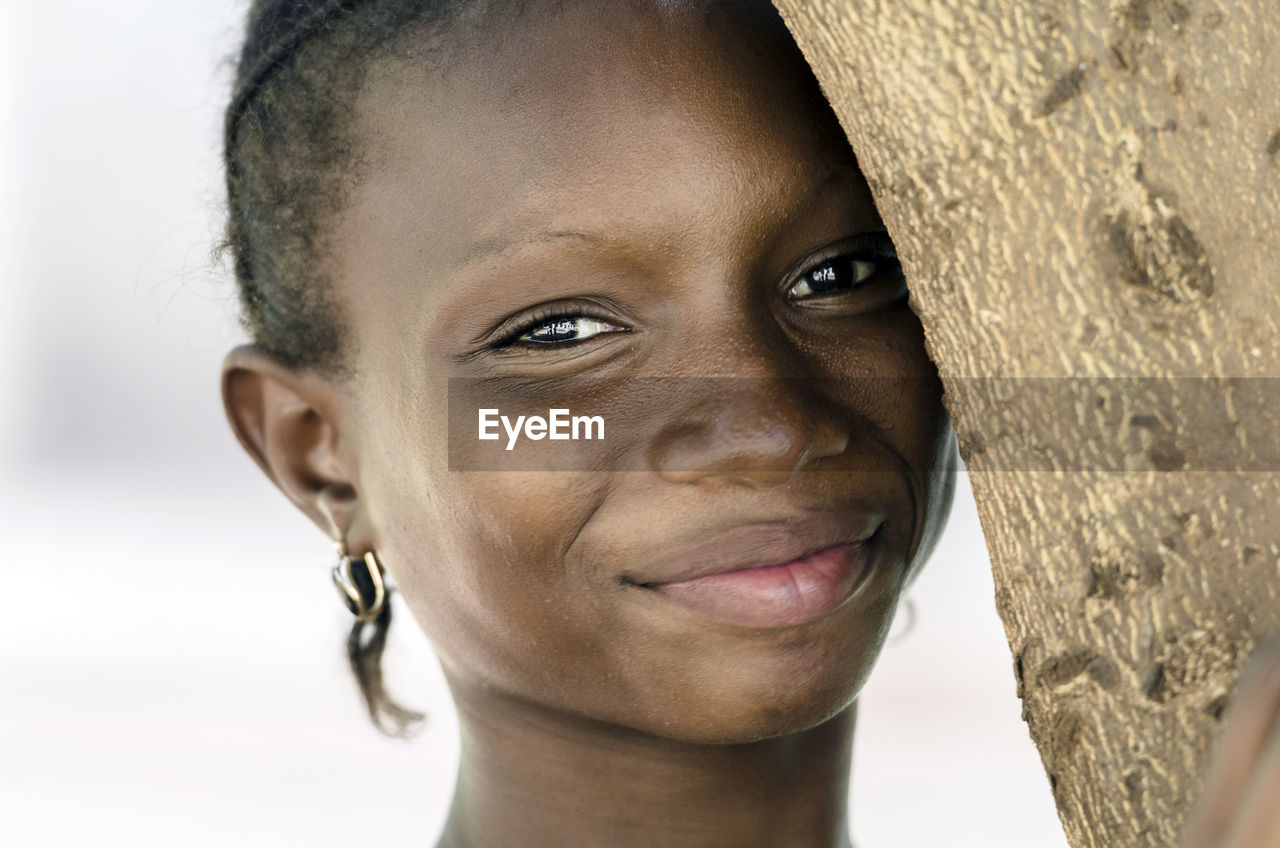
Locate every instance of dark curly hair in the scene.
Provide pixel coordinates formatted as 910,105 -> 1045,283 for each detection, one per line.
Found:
219,0 -> 499,737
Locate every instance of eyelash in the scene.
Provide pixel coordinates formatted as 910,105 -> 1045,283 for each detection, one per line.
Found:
492,304 -> 630,349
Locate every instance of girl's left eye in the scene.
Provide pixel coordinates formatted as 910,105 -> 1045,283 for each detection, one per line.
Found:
785,233 -> 905,301
518,315 -> 626,344
787,256 -> 878,299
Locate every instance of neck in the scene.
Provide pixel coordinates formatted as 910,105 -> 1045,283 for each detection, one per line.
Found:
434,687 -> 858,848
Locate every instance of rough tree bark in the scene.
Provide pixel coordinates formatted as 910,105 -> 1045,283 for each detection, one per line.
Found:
770,1 -> 1280,846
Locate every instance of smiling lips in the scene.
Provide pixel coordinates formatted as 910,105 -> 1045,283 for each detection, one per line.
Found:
648,542 -> 874,629
630,512 -> 882,629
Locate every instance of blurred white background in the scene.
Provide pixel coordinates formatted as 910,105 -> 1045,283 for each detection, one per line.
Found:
0,2 -> 1068,845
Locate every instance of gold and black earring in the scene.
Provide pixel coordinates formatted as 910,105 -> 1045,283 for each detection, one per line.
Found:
331,540 -> 387,622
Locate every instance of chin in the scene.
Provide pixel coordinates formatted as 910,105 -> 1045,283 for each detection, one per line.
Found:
651,682 -> 861,746
632,642 -> 881,745
604,594 -> 898,745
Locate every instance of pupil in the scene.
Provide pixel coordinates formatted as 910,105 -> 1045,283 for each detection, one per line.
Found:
807,260 -> 845,293
535,318 -> 579,341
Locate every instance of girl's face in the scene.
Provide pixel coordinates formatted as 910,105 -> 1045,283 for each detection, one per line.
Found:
326,0 -> 956,743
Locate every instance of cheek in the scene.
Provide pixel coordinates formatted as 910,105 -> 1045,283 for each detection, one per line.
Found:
903,417 -> 959,590
369,451 -> 619,695
355,355 -> 631,700
858,310 -> 957,582
816,307 -> 947,462
816,308 -> 954,570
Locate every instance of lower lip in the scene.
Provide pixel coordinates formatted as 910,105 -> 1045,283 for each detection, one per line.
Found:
647,542 -> 874,629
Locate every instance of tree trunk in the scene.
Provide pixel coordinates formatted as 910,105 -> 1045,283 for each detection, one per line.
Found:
769,1 -> 1280,846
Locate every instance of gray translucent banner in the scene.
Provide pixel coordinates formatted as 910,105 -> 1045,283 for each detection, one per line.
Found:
447,377 -> 1279,472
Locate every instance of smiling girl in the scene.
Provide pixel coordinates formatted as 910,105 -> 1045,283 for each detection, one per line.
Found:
215,1 -> 1275,846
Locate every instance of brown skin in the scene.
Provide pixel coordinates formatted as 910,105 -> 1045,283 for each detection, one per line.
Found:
223,2 -> 942,846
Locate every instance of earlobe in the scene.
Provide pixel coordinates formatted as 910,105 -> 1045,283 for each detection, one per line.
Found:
219,343 -> 358,539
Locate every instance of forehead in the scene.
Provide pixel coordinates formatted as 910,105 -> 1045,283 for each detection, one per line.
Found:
332,0 -> 854,302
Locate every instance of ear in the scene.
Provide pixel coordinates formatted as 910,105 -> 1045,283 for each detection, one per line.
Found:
220,344 -> 360,543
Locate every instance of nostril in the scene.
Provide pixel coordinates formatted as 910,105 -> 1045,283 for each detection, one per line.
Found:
646,418 -> 715,483
730,467 -> 800,491
803,414 -> 851,466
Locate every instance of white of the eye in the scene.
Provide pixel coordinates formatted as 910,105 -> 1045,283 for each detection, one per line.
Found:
522,316 -> 620,343
788,259 -> 877,299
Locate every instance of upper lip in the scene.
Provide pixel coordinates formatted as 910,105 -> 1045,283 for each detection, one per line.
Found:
626,509 -> 883,587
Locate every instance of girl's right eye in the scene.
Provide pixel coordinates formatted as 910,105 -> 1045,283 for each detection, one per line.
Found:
515,314 -> 628,345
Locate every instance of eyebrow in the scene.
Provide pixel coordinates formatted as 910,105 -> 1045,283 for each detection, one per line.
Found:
453,166 -> 863,269
456,229 -> 606,268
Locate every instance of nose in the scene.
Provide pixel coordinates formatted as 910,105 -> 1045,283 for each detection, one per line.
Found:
646,376 -> 850,489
